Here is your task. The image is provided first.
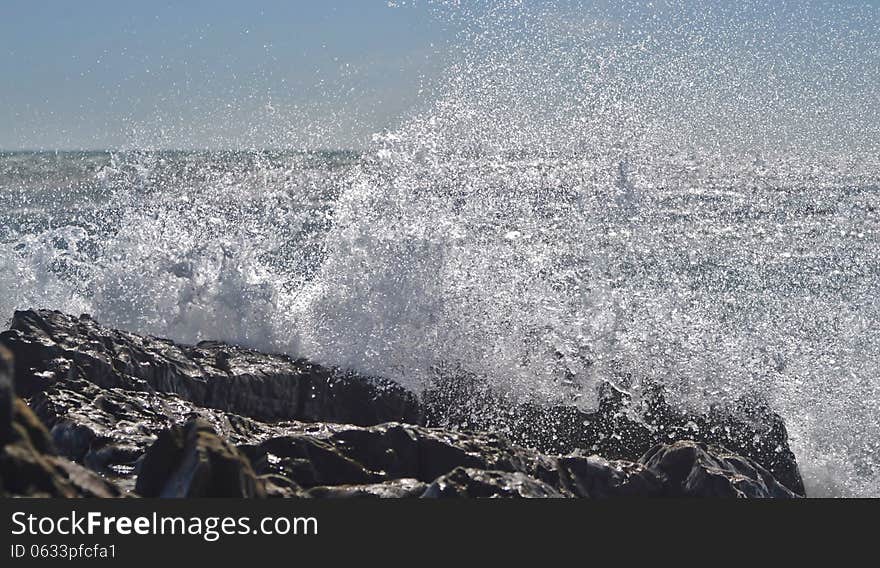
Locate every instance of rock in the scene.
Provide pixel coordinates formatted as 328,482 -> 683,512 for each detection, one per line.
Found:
422,467 -> 564,498
305,478 -> 428,498
0,309 -> 804,499
691,397 -> 804,497
10,398 -> 54,455
1,399 -> 123,498
135,419 -> 265,498
29,377 -> 311,487
0,309 -> 420,425
0,346 -> 13,443
246,421 -> 561,491
48,457 -> 126,498
639,440 -> 800,498
260,474 -> 302,498
423,375 -> 805,495
253,434 -> 383,487
555,452 -> 664,498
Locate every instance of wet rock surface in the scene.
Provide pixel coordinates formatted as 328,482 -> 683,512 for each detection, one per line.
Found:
305,478 -> 427,499
2,309 -> 421,425
241,421 -> 561,491
28,378 -> 306,489
422,373 -> 804,495
555,452 -> 664,498
0,309 -> 804,498
422,467 -> 564,498
640,440 -> 799,498
1,348 -> 123,497
0,346 -> 12,444
135,419 -> 265,498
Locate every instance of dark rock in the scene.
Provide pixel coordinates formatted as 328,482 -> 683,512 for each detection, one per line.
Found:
0,309 -> 804,499
423,375 -> 805,495
29,376 -> 309,486
0,346 -> 13,444
639,440 -> 800,498
260,474 -> 302,498
1,309 -> 420,425
255,434 -> 383,487
10,398 -> 54,455
692,397 -> 804,497
135,419 -> 265,498
48,457 -> 126,498
1,399 -> 123,498
306,478 -> 428,498
422,467 -> 564,498
247,421 -> 561,491
556,452 -> 664,498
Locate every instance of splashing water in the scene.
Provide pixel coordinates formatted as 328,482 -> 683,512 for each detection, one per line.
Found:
2,1 -> 879,496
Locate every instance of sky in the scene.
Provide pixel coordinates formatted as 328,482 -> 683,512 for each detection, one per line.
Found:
0,1 -> 457,150
1,1 -> 878,151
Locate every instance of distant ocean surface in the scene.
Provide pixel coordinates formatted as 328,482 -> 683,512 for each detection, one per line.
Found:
1,148 -> 879,497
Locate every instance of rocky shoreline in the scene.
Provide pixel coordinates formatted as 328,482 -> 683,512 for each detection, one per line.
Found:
1,309 -> 804,498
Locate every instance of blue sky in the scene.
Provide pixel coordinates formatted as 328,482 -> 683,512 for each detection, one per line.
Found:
0,1 -> 456,149
1,1 -> 877,150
